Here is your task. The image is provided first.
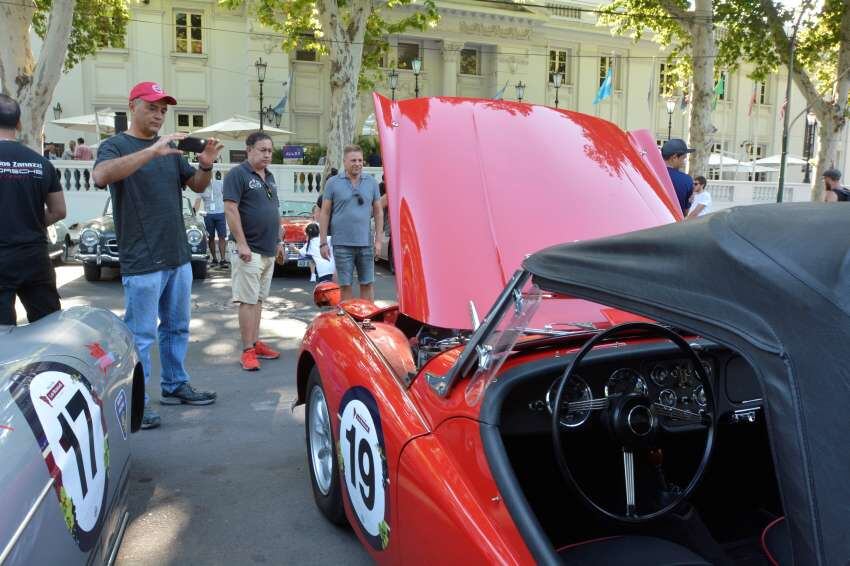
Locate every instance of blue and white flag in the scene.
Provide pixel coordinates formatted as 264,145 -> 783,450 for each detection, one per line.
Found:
270,73 -> 292,116
493,80 -> 509,100
593,67 -> 613,105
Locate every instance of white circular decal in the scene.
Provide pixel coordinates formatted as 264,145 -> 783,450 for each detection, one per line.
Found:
338,387 -> 390,550
10,362 -> 109,551
248,178 -> 263,190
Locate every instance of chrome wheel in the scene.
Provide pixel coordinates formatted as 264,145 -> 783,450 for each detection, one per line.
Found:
309,385 -> 333,496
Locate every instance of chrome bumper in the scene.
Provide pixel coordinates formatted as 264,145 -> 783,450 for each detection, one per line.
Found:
191,253 -> 208,261
76,252 -> 120,265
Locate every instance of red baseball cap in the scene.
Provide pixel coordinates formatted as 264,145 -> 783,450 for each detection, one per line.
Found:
128,82 -> 177,105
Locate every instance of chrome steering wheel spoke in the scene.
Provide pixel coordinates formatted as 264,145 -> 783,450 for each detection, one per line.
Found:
652,402 -> 710,426
623,448 -> 636,517
565,397 -> 610,414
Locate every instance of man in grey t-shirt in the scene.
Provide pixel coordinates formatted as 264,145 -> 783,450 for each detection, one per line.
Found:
319,144 -> 383,301
195,170 -> 228,266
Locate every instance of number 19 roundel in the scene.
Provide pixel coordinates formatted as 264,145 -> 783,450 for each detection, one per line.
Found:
338,386 -> 390,551
9,362 -> 109,552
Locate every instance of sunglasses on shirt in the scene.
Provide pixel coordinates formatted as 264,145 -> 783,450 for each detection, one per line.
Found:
353,191 -> 364,206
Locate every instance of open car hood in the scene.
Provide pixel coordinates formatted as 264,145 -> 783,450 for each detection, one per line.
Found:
524,203 -> 850,565
373,94 -> 680,330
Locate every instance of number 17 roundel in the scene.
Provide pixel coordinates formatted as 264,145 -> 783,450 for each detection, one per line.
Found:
9,362 -> 110,552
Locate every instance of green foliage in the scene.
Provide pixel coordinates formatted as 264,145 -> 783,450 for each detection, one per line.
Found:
32,0 -> 130,72
223,0 -> 439,92
303,144 -> 327,164
355,135 -> 379,159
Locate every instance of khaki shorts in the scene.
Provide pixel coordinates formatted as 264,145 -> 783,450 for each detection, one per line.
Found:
229,242 -> 275,304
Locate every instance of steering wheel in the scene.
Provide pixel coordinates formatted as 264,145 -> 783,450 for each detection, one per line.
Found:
551,322 -> 715,523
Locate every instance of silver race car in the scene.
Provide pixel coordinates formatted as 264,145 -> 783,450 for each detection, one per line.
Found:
0,306 -> 143,564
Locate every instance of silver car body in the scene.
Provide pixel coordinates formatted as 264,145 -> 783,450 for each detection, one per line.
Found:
0,307 -> 142,565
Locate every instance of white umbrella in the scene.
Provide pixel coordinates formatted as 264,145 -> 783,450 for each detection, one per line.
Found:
708,153 -> 740,166
728,163 -> 779,173
52,109 -> 116,134
361,113 -> 377,136
755,154 -> 809,166
192,115 -> 294,140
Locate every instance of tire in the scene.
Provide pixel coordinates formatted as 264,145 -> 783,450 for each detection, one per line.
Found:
62,236 -> 71,263
191,261 -> 208,280
83,263 -> 101,282
305,368 -> 347,525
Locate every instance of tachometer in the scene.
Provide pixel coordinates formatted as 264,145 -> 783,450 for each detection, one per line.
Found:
650,365 -> 671,387
605,368 -> 648,397
659,389 -> 677,407
693,385 -> 707,407
547,376 -> 593,428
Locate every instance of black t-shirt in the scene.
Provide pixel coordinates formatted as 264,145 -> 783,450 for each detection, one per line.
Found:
0,140 -> 61,249
222,162 -> 281,256
94,133 -> 196,275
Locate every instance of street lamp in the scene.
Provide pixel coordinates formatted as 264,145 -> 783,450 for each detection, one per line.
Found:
388,68 -> 399,101
803,110 -> 817,183
52,102 -> 62,120
516,81 -> 526,102
255,57 -> 268,130
411,58 -> 422,97
665,98 -> 676,140
552,72 -> 563,109
265,106 -> 282,128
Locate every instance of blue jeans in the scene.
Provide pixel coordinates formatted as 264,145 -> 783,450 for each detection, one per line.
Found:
333,245 -> 375,286
122,263 -> 192,402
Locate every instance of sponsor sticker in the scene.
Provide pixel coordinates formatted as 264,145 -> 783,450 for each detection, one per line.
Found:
8,362 -> 109,551
338,386 -> 390,551
248,178 -> 263,191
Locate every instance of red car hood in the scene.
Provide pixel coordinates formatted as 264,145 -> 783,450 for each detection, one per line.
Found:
281,217 -> 313,241
374,94 -> 680,330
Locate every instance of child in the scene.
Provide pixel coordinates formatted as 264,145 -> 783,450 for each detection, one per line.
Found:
291,223 -> 335,283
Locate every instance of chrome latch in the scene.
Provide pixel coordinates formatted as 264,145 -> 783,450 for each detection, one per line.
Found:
731,408 -> 759,423
361,318 -> 375,331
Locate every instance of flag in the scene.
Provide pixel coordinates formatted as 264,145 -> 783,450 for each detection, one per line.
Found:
779,97 -> 787,121
593,67 -> 613,105
747,84 -> 757,116
270,73 -> 292,117
680,94 -> 689,114
711,75 -> 725,110
493,80 -> 509,100
647,59 -> 656,111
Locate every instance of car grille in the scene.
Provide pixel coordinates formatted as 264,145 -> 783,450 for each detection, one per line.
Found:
106,239 -> 119,255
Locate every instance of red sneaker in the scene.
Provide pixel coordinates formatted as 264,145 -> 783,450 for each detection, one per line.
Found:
254,340 -> 280,360
241,348 -> 260,371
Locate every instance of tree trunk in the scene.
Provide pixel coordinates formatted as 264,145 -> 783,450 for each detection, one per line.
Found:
686,0 -> 715,177
811,113 -> 844,201
318,0 -> 368,185
0,0 -> 77,152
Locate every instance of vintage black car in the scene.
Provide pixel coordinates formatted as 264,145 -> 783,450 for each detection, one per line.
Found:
46,220 -> 72,264
76,196 -> 209,281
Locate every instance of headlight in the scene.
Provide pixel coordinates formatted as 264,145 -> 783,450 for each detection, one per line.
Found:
80,229 -> 100,247
186,227 -> 203,246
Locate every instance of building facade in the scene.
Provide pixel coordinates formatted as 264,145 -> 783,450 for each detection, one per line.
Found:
41,0 -> 846,182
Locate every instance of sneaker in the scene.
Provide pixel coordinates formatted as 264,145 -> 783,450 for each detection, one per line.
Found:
160,383 -> 217,405
309,273 -> 317,282
254,340 -> 280,360
220,259 -> 230,269
210,259 -> 220,267
241,348 -> 261,371
141,406 -> 161,429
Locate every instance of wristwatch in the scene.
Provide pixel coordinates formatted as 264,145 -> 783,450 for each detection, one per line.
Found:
198,163 -> 213,172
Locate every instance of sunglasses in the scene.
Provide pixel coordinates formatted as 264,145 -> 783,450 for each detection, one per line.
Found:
353,191 -> 364,206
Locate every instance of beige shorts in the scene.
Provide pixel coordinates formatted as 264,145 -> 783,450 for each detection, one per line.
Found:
229,242 -> 275,304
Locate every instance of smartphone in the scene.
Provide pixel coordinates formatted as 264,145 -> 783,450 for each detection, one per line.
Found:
175,137 -> 207,153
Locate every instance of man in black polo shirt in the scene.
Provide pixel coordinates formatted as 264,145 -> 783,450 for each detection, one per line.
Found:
0,94 -> 66,325
92,81 -> 223,429
223,132 -> 282,371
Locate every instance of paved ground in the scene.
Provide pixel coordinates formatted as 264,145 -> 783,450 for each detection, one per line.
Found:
46,259 -> 397,565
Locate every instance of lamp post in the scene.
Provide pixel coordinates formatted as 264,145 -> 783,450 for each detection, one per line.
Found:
803,110 -> 817,183
255,57 -> 268,131
665,98 -> 676,140
52,102 -> 62,120
412,58 -> 422,97
265,106 -> 282,128
515,81 -> 526,102
552,72 -> 563,109
388,68 -> 399,101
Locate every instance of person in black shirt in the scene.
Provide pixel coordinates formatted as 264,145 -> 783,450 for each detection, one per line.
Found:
92,82 -> 223,429
0,94 -> 66,326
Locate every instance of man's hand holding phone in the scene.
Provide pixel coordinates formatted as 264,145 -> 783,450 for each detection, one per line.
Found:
197,137 -> 224,168
150,133 -> 186,157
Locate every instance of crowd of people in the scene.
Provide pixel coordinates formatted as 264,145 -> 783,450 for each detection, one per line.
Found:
43,136 -> 94,161
1,83 -> 847,432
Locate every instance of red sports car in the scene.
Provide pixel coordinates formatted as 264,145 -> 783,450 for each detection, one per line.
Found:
294,95 -> 844,565
278,200 -> 316,269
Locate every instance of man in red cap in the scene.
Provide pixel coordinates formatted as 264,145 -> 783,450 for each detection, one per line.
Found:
92,82 -> 223,429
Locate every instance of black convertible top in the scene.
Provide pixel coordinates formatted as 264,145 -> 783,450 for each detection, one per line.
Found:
524,203 -> 850,566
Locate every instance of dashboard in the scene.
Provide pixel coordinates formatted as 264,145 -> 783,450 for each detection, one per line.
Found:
501,345 -> 764,436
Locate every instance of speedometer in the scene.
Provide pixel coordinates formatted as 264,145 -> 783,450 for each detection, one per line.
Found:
650,365 -> 670,387
547,376 -> 593,428
605,368 -> 648,397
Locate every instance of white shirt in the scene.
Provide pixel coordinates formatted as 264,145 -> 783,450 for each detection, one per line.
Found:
690,191 -> 712,216
298,237 -> 335,279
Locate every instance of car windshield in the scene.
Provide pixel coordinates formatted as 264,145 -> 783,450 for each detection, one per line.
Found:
280,200 -> 314,217
183,197 -> 195,216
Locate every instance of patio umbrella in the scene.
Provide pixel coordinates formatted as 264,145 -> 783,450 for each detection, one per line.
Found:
755,154 -> 809,166
51,109 -> 116,135
728,163 -> 779,174
192,115 -> 294,140
708,153 -> 740,166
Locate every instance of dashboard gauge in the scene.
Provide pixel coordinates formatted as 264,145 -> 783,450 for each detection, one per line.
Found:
605,368 -> 648,397
650,365 -> 671,387
659,389 -> 677,407
547,376 -> 593,428
693,385 -> 707,407
700,360 -> 712,378
673,365 -> 693,388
